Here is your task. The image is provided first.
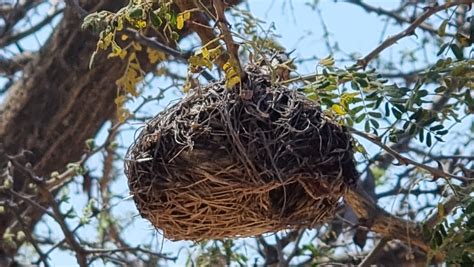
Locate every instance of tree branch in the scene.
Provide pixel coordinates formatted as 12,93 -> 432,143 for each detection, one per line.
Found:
344,186 -> 428,251
350,128 -> 470,182
357,0 -> 472,68
358,237 -> 388,267
344,0 -> 455,37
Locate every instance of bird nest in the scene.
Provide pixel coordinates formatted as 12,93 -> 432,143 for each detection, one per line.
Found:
125,66 -> 358,241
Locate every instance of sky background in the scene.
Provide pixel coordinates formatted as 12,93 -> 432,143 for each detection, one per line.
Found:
3,0 -> 472,266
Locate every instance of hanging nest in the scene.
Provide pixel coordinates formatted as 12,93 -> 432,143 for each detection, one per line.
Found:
125,65 -> 359,241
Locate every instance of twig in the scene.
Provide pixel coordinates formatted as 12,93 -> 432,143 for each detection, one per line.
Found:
0,9 -> 63,48
357,0 -> 472,68
212,0 -> 243,76
358,237 -> 389,267
0,52 -> 35,75
424,183 -> 474,228
123,28 -> 216,81
344,0 -> 455,37
64,0 -> 88,19
123,29 -> 191,60
9,203 -> 50,267
85,246 -> 177,261
7,157 -> 88,266
349,128 -> 471,182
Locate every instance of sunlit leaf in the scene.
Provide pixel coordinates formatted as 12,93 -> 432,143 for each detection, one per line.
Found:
331,104 -> 346,115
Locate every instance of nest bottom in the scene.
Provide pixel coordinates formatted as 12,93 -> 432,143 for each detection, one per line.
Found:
125,68 -> 358,241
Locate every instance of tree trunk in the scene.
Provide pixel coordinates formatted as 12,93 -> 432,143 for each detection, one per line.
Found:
0,0 -> 128,258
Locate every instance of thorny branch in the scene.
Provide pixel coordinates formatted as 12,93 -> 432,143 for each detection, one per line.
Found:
357,0 -> 472,68
350,128 -> 471,182
212,0 -> 243,77
344,0 -> 456,37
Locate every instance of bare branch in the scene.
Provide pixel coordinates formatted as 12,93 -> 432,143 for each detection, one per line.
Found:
0,9 -> 63,48
0,52 -> 35,75
64,0 -> 88,19
350,128 -> 471,182
344,0 -> 455,37
358,237 -> 388,267
357,0 -> 472,68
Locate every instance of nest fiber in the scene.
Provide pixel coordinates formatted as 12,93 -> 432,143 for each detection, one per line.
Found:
125,66 -> 358,241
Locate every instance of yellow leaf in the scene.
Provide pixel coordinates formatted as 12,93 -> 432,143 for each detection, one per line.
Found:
340,92 -> 359,109
438,203 -> 445,218
134,20 -> 147,29
183,11 -> 191,20
331,104 -> 346,115
223,61 -> 232,72
116,17 -> 124,31
319,55 -> 335,67
226,75 -> 241,88
118,49 -> 127,60
117,108 -> 131,123
121,34 -> 129,41
208,47 -> 221,60
438,20 -> 448,37
147,47 -> 166,64
183,80 -> 192,93
114,95 -> 127,106
202,47 -> 210,59
188,55 -> 212,69
132,41 -> 142,51
177,15 -> 184,30
108,42 -> 126,59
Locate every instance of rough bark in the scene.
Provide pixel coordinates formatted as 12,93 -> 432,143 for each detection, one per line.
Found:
0,0 -> 129,258
345,186 -> 428,251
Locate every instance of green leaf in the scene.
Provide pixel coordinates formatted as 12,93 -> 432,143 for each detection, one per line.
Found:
355,113 -> 366,123
468,217 -> 474,229
438,19 -> 448,37
351,106 -> 364,115
351,81 -> 360,90
392,108 -> 402,119
364,120 -> 370,132
385,103 -> 390,116
430,125 -> 444,131
369,112 -> 382,118
417,90 -> 428,98
435,86 -> 447,93
150,11 -> 163,29
437,43 -> 449,56
450,44 -> 464,60
370,119 -> 379,129
171,31 -> 179,41
419,128 -> 424,142
128,7 -> 143,19
466,201 -> 474,214
426,132 -> 432,147
465,90 -> 474,108
439,223 -> 447,237
356,78 -> 368,88
437,129 -> 449,135
434,230 -> 443,247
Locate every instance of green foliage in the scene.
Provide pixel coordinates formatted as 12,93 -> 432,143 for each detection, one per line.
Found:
425,189 -> 474,266
189,240 -> 248,267
302,56 -> 473,151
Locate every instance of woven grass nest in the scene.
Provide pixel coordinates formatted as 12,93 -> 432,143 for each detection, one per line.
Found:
125,65 -> 359,241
